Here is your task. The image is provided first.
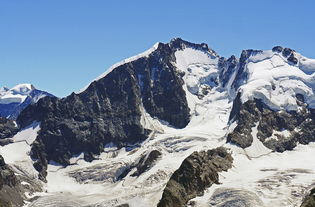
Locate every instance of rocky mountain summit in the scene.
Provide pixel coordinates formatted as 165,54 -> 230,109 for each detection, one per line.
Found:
1,38 -> 315,206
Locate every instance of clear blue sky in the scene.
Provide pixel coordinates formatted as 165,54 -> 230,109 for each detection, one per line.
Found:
1,0 -> 314,97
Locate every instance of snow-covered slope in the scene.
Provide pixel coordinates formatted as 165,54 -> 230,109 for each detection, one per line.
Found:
1,39 -> 315,207
234,48 -> 315,111
0,84 -> 54,119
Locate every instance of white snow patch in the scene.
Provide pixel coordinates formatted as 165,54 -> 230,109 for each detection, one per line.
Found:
12,122 -> 40,144
243,122 -> 272,158
0,123 -> 40,177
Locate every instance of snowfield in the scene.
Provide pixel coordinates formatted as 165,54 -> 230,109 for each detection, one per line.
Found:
1,42 -> 315,207
239,50 -> 315,111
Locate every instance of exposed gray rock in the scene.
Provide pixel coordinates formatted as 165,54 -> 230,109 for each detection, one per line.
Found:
219,55 -> 238,88
282,48 -> 294,57
300,188 -> 315,207
227,92 -> 315,152
227,93 -> 261,148
288,53 -> 298,64
0,155 -> 42,207
131,150 -> 161,177
114,149 -> 162,181
157,147 -> 233,207
272,46 -> 283,53
0,117 -> 18,140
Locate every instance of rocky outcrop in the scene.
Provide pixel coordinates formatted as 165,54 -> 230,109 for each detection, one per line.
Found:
272,46 -> 298,65
272,46 -> 283,53
300,188 -> 315,207
131,150 -> 161,177
0,156 -> 17,189
227,93 -> 261,148
0,155 -> 42,207
16,38 -> 199,180
228,93 -> 315,152
115,150 -> 162,181
157,147 -> 233,207
219,55 -> 238,88
0,117 -> 18,141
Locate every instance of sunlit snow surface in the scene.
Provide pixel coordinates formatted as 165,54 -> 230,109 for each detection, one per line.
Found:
239,50 -> 315,111
0,122 -> 40,183
0,84 -> 34,104
1,45 -> 315,207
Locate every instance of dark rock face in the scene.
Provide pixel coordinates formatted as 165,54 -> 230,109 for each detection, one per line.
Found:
116,150 -> 162,181
157,147 -> 233,207
132,40 -> 191,128
227,93 -> 261,148
272,46 -> 283,53
0,155 -> 42,206
131,150 -> 162,177
219,55 -> 238,88
0,117 -> 18,140
279,47 -> 298,65
0,156 -> 17,188
0,89 -> 54,120
16,38 -> 197,180
228,93 -> 315,152
300,188 -> 315,207
282,48 -> 294,57
288,53 -> 298,64
0,155 -> 20,206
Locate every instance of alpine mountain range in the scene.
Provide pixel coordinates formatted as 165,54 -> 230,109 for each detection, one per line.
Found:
1,38 -> 315,207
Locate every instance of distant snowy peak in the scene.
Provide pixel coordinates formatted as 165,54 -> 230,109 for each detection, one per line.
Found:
0,84 -> 54,119
11,83 -> 35,94
0,84 -> 36,104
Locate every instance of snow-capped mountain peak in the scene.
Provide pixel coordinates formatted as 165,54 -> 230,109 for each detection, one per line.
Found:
0,83 -> 54,119
232,46 -> 315,111
10,83 -> 35,95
